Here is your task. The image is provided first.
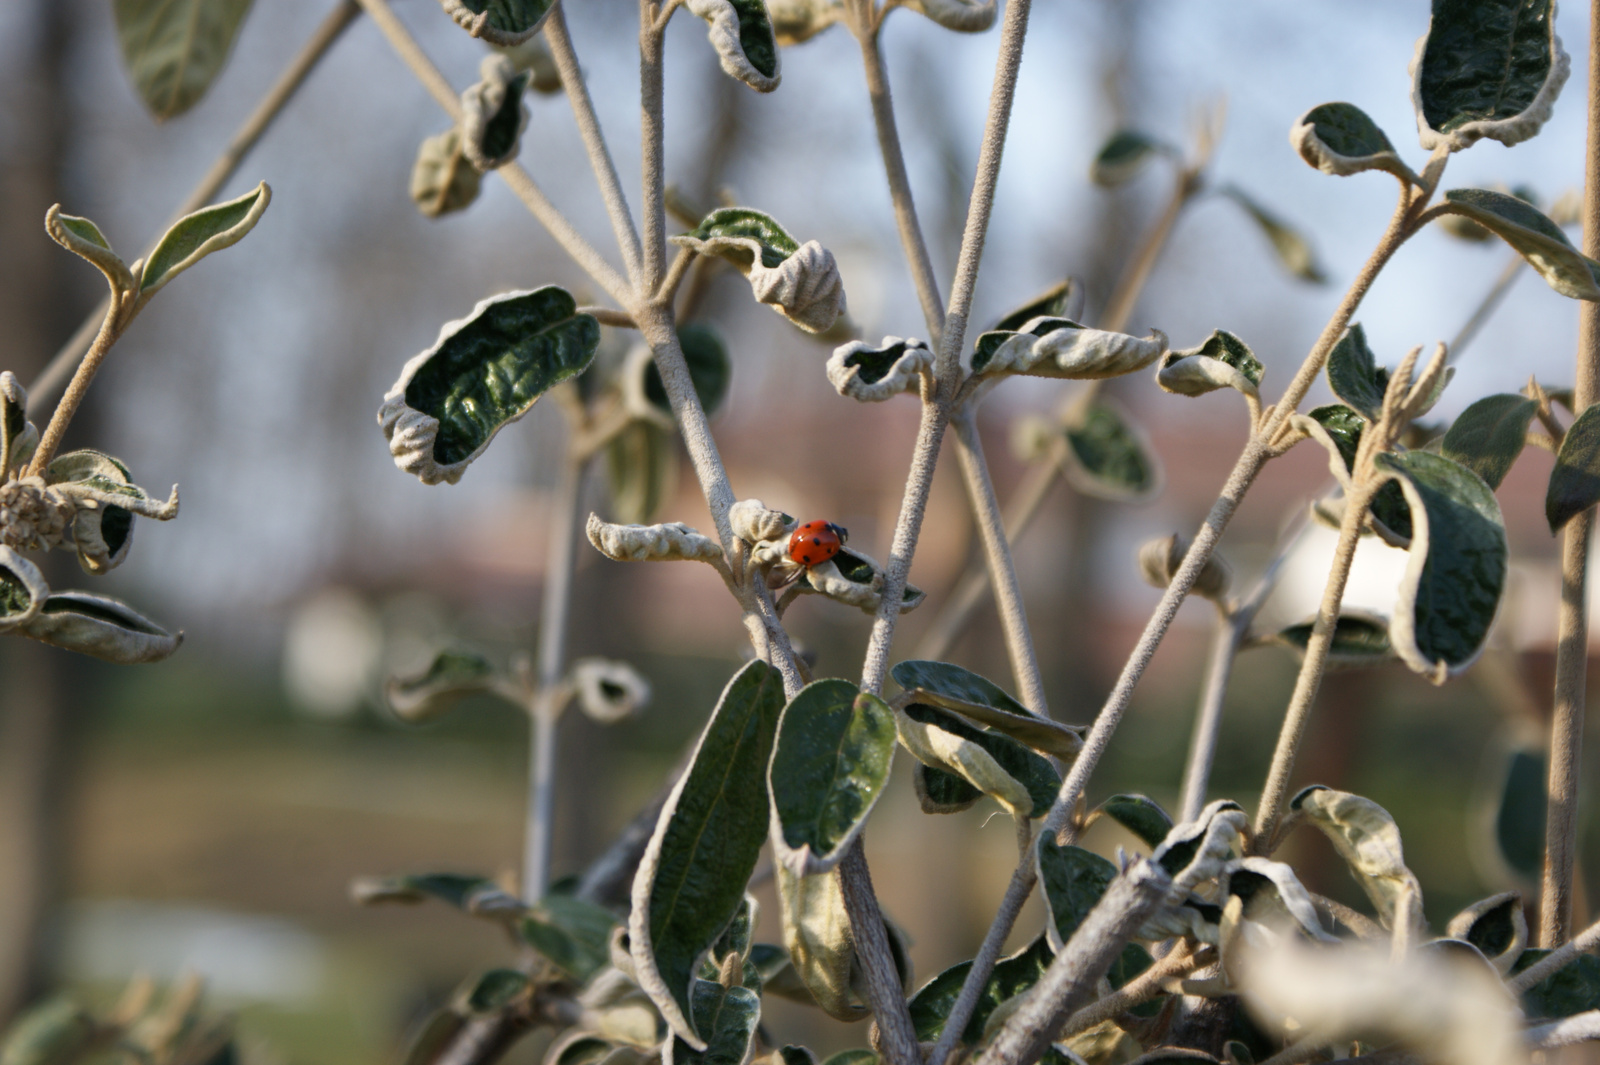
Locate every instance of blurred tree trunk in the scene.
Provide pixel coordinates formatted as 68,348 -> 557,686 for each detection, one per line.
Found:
0,0 -> 76,1025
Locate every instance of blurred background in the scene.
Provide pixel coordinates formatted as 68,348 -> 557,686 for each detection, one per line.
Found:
0,0 -> 1597,1061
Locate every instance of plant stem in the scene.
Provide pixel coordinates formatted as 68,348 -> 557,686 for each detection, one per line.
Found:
353,0 -> 633,307
853,15 -> 945,347
544,4 -> 645,288
951,406 -> 1048,714
640,5 -> 668,294
1252,485 -> 1372,850
859,0 -> 1034,695
1100,167 -> 1200,334
1541,0 -> 1600,948
27,0 -> 363,415
28,302 -> 121,476
1058,943 -> 1206,1040
836,843 -> 922,1065
524,455 -> 587,902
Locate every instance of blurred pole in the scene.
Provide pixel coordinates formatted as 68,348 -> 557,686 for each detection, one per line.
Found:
0,0 -> 73,1025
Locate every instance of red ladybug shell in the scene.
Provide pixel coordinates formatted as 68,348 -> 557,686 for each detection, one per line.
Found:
788,521 -> 847,567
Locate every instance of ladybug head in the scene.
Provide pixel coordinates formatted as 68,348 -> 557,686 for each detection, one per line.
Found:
826,522 -> 848,545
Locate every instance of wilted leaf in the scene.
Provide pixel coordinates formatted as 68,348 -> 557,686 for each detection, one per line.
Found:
1446,892 -> 1526,975
0,548 -> 47,633
381,287 -> 599,484
1436,189 -> 1600,300
898,703 -> 1060,820
672,209 -> 845,333
795,546 -> 924,614
1137,533 -> 1232,602
461,55 -> 530,172
571,658 -> 651,724
826,337 -> 932,403
1217,185 -> 1325,283
606,422 -> 678,526
1291,102 -> 1417,182
1547,404 -> 1600,531
113,0 -> 254,120
1091,131 -> 1171,187
1152,800 -> 1246,888
385,648 -> 509,722
1061,400 -> 1162,502
630,660 -> 784,1048
521,894 -> 618,981
1442,393 -> 1539,491
45,449 -> 177,576
890,659 -> 1081,759
774,865 -> 861,1021
587,515 -> 723,565
1222,857 -> 1335,943
971,317 -> 1167,380
1156,329 -> 1263,401
138,182 -> 270,301
769,680 -> 895,876
1290,786 -> 1420,927
438,0 -> 555,45
1085,794 -> 1174,850
411,129 -> 483,217
1412,0 -> 1569,151
685,0 -> 780,92
21,592 -> 181,664
907,936 -> 1052,1045
1377,451 -> 1506,679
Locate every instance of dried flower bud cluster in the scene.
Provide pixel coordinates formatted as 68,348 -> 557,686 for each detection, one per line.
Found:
0,477 -> 73,553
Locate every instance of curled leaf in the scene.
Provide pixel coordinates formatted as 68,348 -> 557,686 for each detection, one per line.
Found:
686,0 -> 780,92
1546,404 -> 1600,532
1411,0 -> 1569,152
1291,103 -> 1417,183
774,865 -> 862,1021
20,591 -> 182,664
826,337 -> 932,402
45,206 -> 133,297
1221,857 -> 1335,943
768,681 -> 896,876
1137,533 -> 1231,602
1376,451 -> 1506,680
993,279 -> 1084,331
587,514 -> 724,564
767,0 -> 845,44
1445,892 -> 1526,975
897,0 -> 995,32
794,546 -> 923,613
411,129 -> 483,218
385,648 -> 510,722
0,546 -> 48,631
1435,189 -> 1600,300
1091,131 -> 1171,187
1156,329 -> 1263,401
729,499 -> 794,545
897,703 -> 1059,821
460,55 -> 530,172
1153,800 -> 1247,893
1271,611 -> 1394,669
438,0 -> 555,46
1290,786 -> 1421,928
672,209 -> 845,333
380,287 -> 599,484
571,657 -> 651,724
0,373 -> 38,477
890,659 -> 1082,759
137,182 -> 270,301
971,316 -> 1167,380
46,449 -> 178,575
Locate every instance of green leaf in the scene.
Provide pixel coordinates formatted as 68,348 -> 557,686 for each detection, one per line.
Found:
687,0 -> 780,92
21,592 -> 181,665
1091,131 -> 1171,187
774,865 -> 861,1021
1289,786 -> 1419,926
1547,404 -> 1600,531
44,207 -> 133,297
648,324 -> 732,417
1514,949 -> 1600,1019
1085,794 -> 1174,849
351,872 -> 523,917
665,982 -> 760,1065
1495,748 -> 1546,880
891,660 -> 1082,760
907,936 -> 1052,1045
1437,189 -> 1600,300
769,680 -> 896,876
520,894 -> 618,981
679,209 -> 798,268
411,129 -> 483,218
971,318 -> 1168,380
710,895 -> 757,966
1291,102 -> 1417,182
826,337 -> 932,403
1377,451 -> 1507,679
0,549 -> 47,630
896,0 -> 995,32
1326,324 -> 1388,421
113,0 -> 254,120
1217,185 -> 1325,284
1413,0 -> 1569,152
1061,400 -> 1162,502
1442,394 -> 1539,491
382,287 -> 599,484
1302,405 -> 1413,542
0,997 -> 99,1065
606,422 -> 679,526
384,647 -> 511,722
138,183 -> 270,301
994,280 -> 1082,333
1272,612 -> 1393,668
438,0 -> 556,45
1445,892 -> 1526,972
630,660 -> 785,1048
463,969 -> 529,1014
1156,329 -> 1264,401
1036,838 -> 1159,993
460,57 -> 530,172
671,209 -> 844,334
900,703 -> 1060,820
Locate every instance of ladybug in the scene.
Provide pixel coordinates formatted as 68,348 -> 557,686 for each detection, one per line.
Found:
787,520 -> 848,567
